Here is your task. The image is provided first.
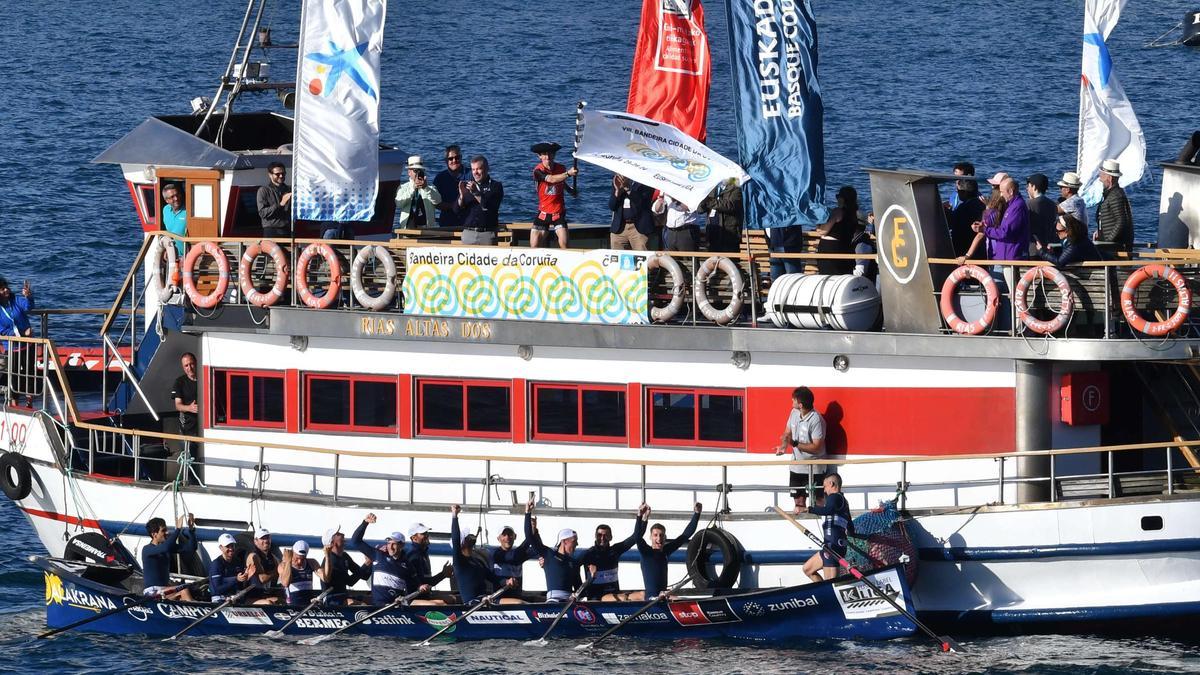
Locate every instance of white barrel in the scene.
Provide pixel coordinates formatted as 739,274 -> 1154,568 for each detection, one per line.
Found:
765,274 -> 881,331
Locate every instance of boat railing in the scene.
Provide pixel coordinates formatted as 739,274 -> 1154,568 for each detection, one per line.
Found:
99,235 -> 156,413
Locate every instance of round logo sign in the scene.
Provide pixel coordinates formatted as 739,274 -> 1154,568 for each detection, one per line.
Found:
1082,384 -> 1102,412
573,605 -> 596,625
877,204 -> 922,285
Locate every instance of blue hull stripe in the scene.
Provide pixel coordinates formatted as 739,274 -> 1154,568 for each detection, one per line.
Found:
921,600 -> 1200,626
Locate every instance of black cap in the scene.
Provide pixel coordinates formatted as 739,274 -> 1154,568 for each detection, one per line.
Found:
531,142 -> 562,155
1026,173 -> 1049,193
0,276 -> 8,289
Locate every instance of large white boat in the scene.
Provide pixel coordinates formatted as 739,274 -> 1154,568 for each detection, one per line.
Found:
3,1 -> 1199,635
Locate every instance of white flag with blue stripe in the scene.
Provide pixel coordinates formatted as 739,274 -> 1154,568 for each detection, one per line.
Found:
292,0 -> 386,222
1077,0 -> 1146,206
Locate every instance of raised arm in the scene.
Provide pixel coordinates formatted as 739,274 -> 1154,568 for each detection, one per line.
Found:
613,505 -> 649,555
349,515 -> 376,559
664,504 -> 703,555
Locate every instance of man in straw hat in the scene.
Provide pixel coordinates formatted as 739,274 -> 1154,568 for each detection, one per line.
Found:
1094,159 -> 1132,252
1055,171 -> 1088,227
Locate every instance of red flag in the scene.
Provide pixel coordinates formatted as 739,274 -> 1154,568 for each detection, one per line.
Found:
627,0 -> 711,143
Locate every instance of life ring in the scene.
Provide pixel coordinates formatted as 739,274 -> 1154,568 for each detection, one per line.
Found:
939,264 -> 999,335
0,452 -> 32,501
694,256 -> 745,325
1121,264 -> 1192,336
294,243 -> 342,309
350,245 -> 397,311
1014,266 -> 1074,335
238,240 -> 290,308
647,253 -> 686,323
147,235 -> 178,302
182,241 -> 230,309
685,527 -> 743,590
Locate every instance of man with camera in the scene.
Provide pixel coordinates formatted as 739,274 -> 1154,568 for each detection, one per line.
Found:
395,155 -> 442,230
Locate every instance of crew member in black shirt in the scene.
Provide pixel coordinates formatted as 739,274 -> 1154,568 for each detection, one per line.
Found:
169,352 -> 201,483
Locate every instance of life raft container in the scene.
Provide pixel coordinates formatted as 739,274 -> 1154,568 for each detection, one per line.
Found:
147,235 -> 179,303
1014,266 -> 1074,335
294,243 -> 342,310
694,256 -> 745,325
939,264 -> 999,335
182,241 -> 230,309
647,253 -> 686,323
686,527 -> 743,590
350,245 -> 397,311
1120,264 -> 1192,336
0,452 -> 32,501
238,240 -> 290,308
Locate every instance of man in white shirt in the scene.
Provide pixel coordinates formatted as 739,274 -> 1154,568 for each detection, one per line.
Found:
775,386 -> 826,514
651,194 -> 705,252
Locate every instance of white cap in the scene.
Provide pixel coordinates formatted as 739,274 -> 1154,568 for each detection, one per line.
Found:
293,540 -> 309,554
556,529 -> 577,545
387,531 -> 406,543
408,523 -> 431,537
218,533 -> 237,548
254,528 -> 270,539
322,528 -> 341,547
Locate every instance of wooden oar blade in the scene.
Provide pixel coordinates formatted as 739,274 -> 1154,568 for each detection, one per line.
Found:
298,633 -> 330,646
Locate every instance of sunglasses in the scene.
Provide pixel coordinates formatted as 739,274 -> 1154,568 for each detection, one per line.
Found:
446,155 -> 461,161
270,172 -> 286,177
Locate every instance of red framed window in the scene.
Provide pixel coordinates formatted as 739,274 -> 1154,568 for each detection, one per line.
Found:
304,373 -> 398,433
647,387 -> 745,448
416,378 -> 511,439
211,369 -> 286,429
531,382 -> 627,443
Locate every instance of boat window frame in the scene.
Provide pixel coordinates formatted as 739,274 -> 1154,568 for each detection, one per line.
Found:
302,371 -> 399,434
210,367 -> 287,430
415,377 -> 512,440
529,381 -> 628,444
645,385 -> 746,449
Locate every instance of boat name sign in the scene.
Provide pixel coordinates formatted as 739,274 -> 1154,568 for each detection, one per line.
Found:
358,317 -> 493,340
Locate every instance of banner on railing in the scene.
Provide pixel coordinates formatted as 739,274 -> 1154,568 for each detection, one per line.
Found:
402,248 -> 650,324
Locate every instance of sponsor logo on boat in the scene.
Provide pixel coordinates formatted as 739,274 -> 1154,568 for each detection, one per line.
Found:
420,610 -> 457,633
600,610 -> 670,625
273,612 -> 294,622
44,573 -> 117,613
667,599 -> 741,626
765,595 -> 819,613
833,570 -> 905,621
465,610 -> 531,625
296,617 -> 350,629
877,204 -> 921,285
572,605 -> 597,625
740,601 -> 764,617
125,604 -> 152,622
221,607 -> 272,625
353,609 -> 415,626
156,602 -> 209,620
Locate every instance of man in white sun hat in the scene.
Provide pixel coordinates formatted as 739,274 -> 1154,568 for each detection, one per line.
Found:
525,500 -> 584,602
1056,171 -> 1088,227
1094,159 -> 1132,252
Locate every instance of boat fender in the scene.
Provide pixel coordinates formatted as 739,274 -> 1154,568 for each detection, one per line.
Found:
1014,266 -> 1074,335
182,241 -> 231,310
685,527 -> 743,590
1184,11 -> 1200,47
647,253 -> 686,323
238,240 -> 290,308
694,256 -> 745,325
0,452 -> 32,501
939,264 -> 998,335
64,531 -> 137,585
294,243 -> 343,310
147,235 -> 179,303
1121,264 -> 1192,336
350,245 -> 398,311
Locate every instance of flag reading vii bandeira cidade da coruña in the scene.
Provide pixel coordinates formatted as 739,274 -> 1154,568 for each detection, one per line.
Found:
725,0 -> 827,230
292,0 -> 387,222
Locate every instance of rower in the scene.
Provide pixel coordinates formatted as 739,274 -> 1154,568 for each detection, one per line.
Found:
632,502 -> 702,601
244,527 -> 280,604
141,513 -> 197,601
350,512 -> 415,605
581,503 -> 648,601
405,521 -> 452,605
802,472 -> 854,582
278,540 -> 323,605
489,499 -> 536,599
450,504 -> 517,604
321,527 -> 369,605
526,501 -> 583,602
210,532 -> 250,603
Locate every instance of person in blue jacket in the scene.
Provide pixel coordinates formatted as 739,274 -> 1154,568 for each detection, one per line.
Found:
1036,214 -> 1102,267
802,473 -> 854,582
450,504 -> 516,604
581,503 -> 648,601
633,502 -> 702,600
526,500 -> 585,602
209,532 -> 250,602
350,513 -> 415,605
0,277 -> 36,405
489,500 -> 537,598
141,513 -> 197,600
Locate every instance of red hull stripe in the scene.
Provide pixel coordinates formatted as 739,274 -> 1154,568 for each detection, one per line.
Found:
20,505 -> 103,530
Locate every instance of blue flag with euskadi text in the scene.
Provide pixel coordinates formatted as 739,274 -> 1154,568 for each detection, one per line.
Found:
725,0 -> 828,229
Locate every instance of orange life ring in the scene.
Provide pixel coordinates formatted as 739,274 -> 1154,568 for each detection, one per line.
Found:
1120,264 -> 1192,336
939,264 -> 999,335
294,242 -> 342,309
238,240 -> 290,308
182,241 -> 230,309
1014,266 -> 1074,335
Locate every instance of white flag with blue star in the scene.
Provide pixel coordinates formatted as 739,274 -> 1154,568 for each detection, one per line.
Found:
1077,0 -> 1145,206
293,0 -> 387,222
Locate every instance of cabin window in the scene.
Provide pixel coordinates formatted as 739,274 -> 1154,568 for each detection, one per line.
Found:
531,383 -> 626,443
304,373 -> 397,433
647,387 -> 744,448
136,184 -> 158,226
416,378 -> 511,439
211,369 -> 285,429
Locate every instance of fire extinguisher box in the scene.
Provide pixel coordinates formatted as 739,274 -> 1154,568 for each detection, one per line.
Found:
1060,372 -> 1110,426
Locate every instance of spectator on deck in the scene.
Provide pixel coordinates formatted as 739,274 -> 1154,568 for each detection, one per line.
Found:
395,155 -> 442,230
256,162 -> 291,239
852,214 -> 878,282
957,187 -> 1007,263
698,179 -> 744,253
652,194 -> 705,252
170,352 -> 201,484
945,161 -> 976,210
0,277 -> 35,405
768,226 -> 806,279
458,155 -> 504,246
1037,214 -> 1102,267
161,184 -> 187,257
945,164 -> 985,257
529,142 -> 577,249
1094,159 -> 1133,253
973,177 -> 1028,263
434,145 -> 471,228
608,174 -> 654,251
1178,131 -> 1200,165
810,185 -> 858,275
1025,173 -> 1056,250
1055,172 -> 1088,227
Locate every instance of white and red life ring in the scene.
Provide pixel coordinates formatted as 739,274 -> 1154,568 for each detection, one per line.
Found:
1014,266 -> 1074,335
939,264 -> 999,335
350,245 -> 398,311
147,234 -> 179,303
238,240 -> 290,308
182,241 -> 230,309
1120,264 -> 1192,336
647,253 -> 686,323
294,243 -> 342,309
694,256 -> 745,325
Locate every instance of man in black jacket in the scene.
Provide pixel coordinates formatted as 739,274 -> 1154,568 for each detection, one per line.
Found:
608,174 -> 655,250
1094,159 -> 1132,253
698,180 -> 743,253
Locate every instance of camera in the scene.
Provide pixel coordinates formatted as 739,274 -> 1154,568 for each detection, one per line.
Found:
414,168 -> 425,180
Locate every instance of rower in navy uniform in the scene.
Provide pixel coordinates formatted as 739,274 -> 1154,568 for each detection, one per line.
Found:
489,499 -> 537,600
243,527 -> 280,604
581,503 -> 648,601
278,540 -> 323,605
350,512 -> 415,605
320,527 -> 369,605
802,472 -> 854,582
210,532 -> 251,602
526,500 -> 584,602
405,521 -> 452,605
141,513 -> 197,601
450,504 -> 517,604
631,502 -> 702,601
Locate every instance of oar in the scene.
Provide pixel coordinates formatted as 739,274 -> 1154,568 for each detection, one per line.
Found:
574,574 -> 692,650
524,575 -> 594,646
298,589 -> 421,645
263,588 -> 333,639
37,579 -> 205,639
773,506 -> 961,653
416,586 -> 507,646
163,583 -> 257,641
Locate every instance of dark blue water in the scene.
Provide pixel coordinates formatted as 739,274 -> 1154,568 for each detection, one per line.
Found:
3,0 -> 1200,670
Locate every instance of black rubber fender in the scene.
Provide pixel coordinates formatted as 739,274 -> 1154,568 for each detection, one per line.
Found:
65,532 -> 135,585
0,452 -> 32,501
685,527 -> 743,589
